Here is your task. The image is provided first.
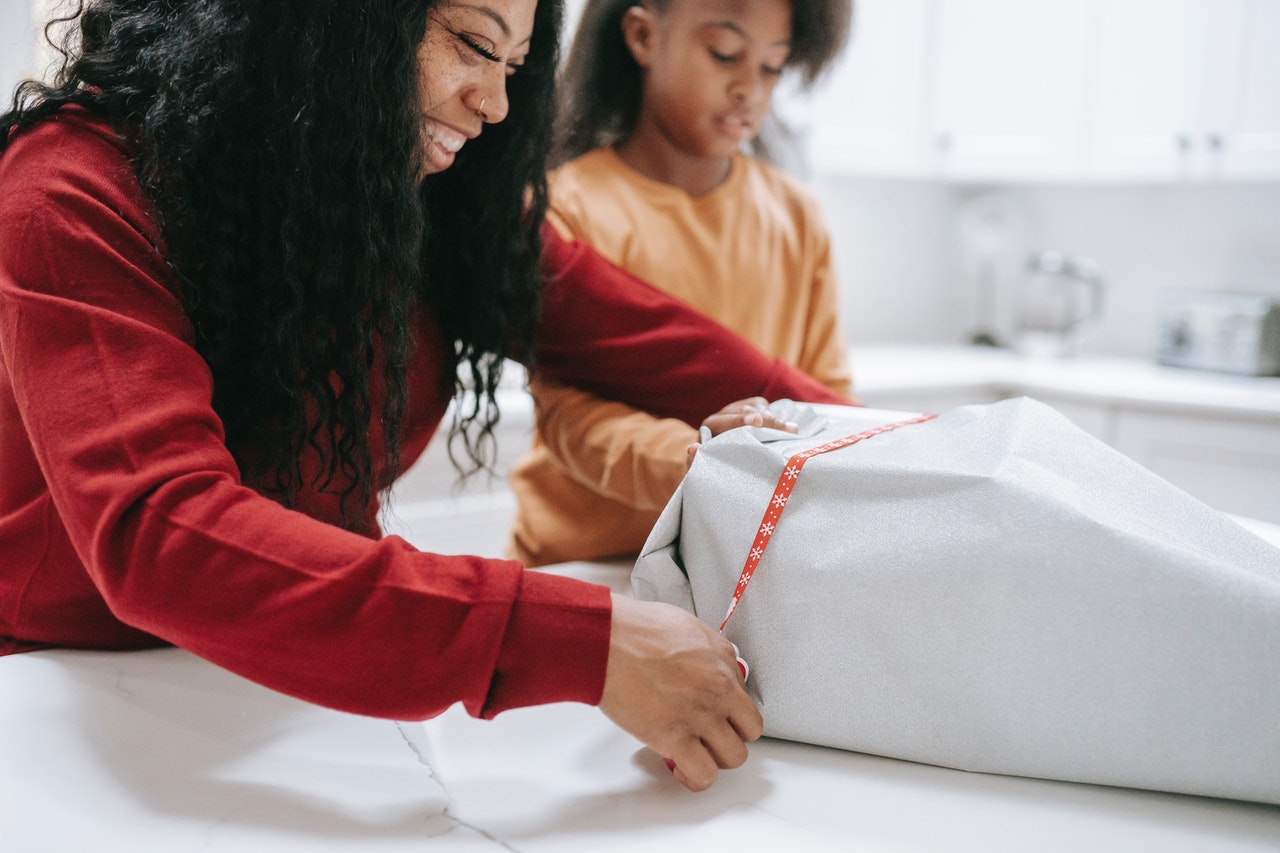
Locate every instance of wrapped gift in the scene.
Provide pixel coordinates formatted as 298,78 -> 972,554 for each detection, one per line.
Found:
633,397 -> 1280,804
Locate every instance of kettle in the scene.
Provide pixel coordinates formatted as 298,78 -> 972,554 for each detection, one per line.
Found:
1014,250 -> 1104,358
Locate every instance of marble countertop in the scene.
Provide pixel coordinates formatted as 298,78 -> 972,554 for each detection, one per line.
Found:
5,542 -> 1280,852
849,345 -> 1280,420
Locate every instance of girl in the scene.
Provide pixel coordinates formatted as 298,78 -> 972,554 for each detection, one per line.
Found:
509,0 -> 855,567
0,0 -> 844,791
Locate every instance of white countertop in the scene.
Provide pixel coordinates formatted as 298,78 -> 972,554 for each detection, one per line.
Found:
849,345 -> 1280,420
5,530 -> 1280,853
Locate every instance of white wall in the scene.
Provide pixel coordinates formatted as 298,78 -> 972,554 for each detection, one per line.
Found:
813,174 -> 1280,360
990,183 -> 1280,358
0,0 -> 38,104
810,178 -> 960,346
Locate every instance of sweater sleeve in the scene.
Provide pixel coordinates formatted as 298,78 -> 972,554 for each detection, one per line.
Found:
529,376 -> 695,511
531,225 -> 851,423
0,112 -> 610,721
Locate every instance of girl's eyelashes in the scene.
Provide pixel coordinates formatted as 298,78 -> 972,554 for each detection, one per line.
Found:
708,48 -> 786,77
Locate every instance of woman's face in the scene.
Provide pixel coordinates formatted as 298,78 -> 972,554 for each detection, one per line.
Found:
416,0 -> 537,175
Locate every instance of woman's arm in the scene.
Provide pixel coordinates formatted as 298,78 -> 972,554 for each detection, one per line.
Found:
0,111 -> 610,721
0,112 -> 761,792
531,226 -> 852,425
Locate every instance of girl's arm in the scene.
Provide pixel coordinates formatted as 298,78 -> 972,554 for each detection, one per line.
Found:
530,376 -> 694,511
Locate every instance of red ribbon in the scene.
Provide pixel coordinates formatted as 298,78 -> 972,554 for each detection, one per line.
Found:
718,414 -> 938,633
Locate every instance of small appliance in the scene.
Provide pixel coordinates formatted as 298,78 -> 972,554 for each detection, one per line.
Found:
1156,291 -> 1280,376
1013,250 -> 1105,358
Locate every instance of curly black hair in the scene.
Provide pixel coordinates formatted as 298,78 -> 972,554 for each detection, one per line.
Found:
553,0 -> 853,167
1,0 -> 563,526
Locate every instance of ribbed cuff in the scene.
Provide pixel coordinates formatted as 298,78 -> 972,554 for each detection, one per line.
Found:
479,568 -> 613,718
758,357 -> 850,406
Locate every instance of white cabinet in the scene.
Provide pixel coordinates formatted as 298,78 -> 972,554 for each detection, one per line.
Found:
927,0 -> 1095,181
1113,409 -> 1280,523
1032,397 -> 1280,524
810,0 -> 1280,182
805,0 -> 932,177
1086,0 -> 1206,180
1087,0 -> 1280,181
1204,0 -> 1280,179
1022,393 -> 1117,443
856,385 -> 1000,415
855,381 -> 1120,445
853,345 -> 1280,523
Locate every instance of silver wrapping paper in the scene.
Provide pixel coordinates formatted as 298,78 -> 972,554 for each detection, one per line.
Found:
633,397 -> 1280,804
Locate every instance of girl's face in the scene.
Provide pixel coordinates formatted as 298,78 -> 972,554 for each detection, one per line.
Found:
626,0 -> 792,162
416,0 -> 536,175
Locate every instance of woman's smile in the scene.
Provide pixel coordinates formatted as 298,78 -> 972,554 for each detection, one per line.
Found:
423,117 -> 473,172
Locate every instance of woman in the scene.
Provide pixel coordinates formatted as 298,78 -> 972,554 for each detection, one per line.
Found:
0,0 -> 843,790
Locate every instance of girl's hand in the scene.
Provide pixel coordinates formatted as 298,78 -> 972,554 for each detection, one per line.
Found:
687,397 -> 798,465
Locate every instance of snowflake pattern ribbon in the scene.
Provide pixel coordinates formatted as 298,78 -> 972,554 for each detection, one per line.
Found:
717,413 -> 938,633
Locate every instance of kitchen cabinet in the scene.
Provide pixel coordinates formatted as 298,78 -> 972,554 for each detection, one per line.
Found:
1020,393 -> 1117,443
1086,0 -> 1206,180
857,386 -> 1117,443
1112,408 -> 1280,524
805,0 -> 932,177
1088,0 -> 1280,181
850,346 -> 1280,523
926,0 -> 1095,181
809,0 -> 1280,182
1204,0 -> 1280,179
806,0 -> 1097,180
855,386 -> 1000,417
865,385 -> 1280,523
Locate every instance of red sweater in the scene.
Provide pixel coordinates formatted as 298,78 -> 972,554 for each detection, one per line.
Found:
0,107 -> 845,720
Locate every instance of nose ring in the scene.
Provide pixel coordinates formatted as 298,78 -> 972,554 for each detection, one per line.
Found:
477,97 -> 487,120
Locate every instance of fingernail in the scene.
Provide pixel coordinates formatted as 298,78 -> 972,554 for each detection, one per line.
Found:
664,757 -> 676,772
729,643 -> 749,681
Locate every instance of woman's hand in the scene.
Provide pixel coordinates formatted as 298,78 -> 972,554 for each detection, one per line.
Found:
687,396 -> 798,465
599,595 -> 762,792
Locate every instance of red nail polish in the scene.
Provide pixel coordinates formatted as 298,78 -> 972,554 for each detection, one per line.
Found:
664,757 -> 676,772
